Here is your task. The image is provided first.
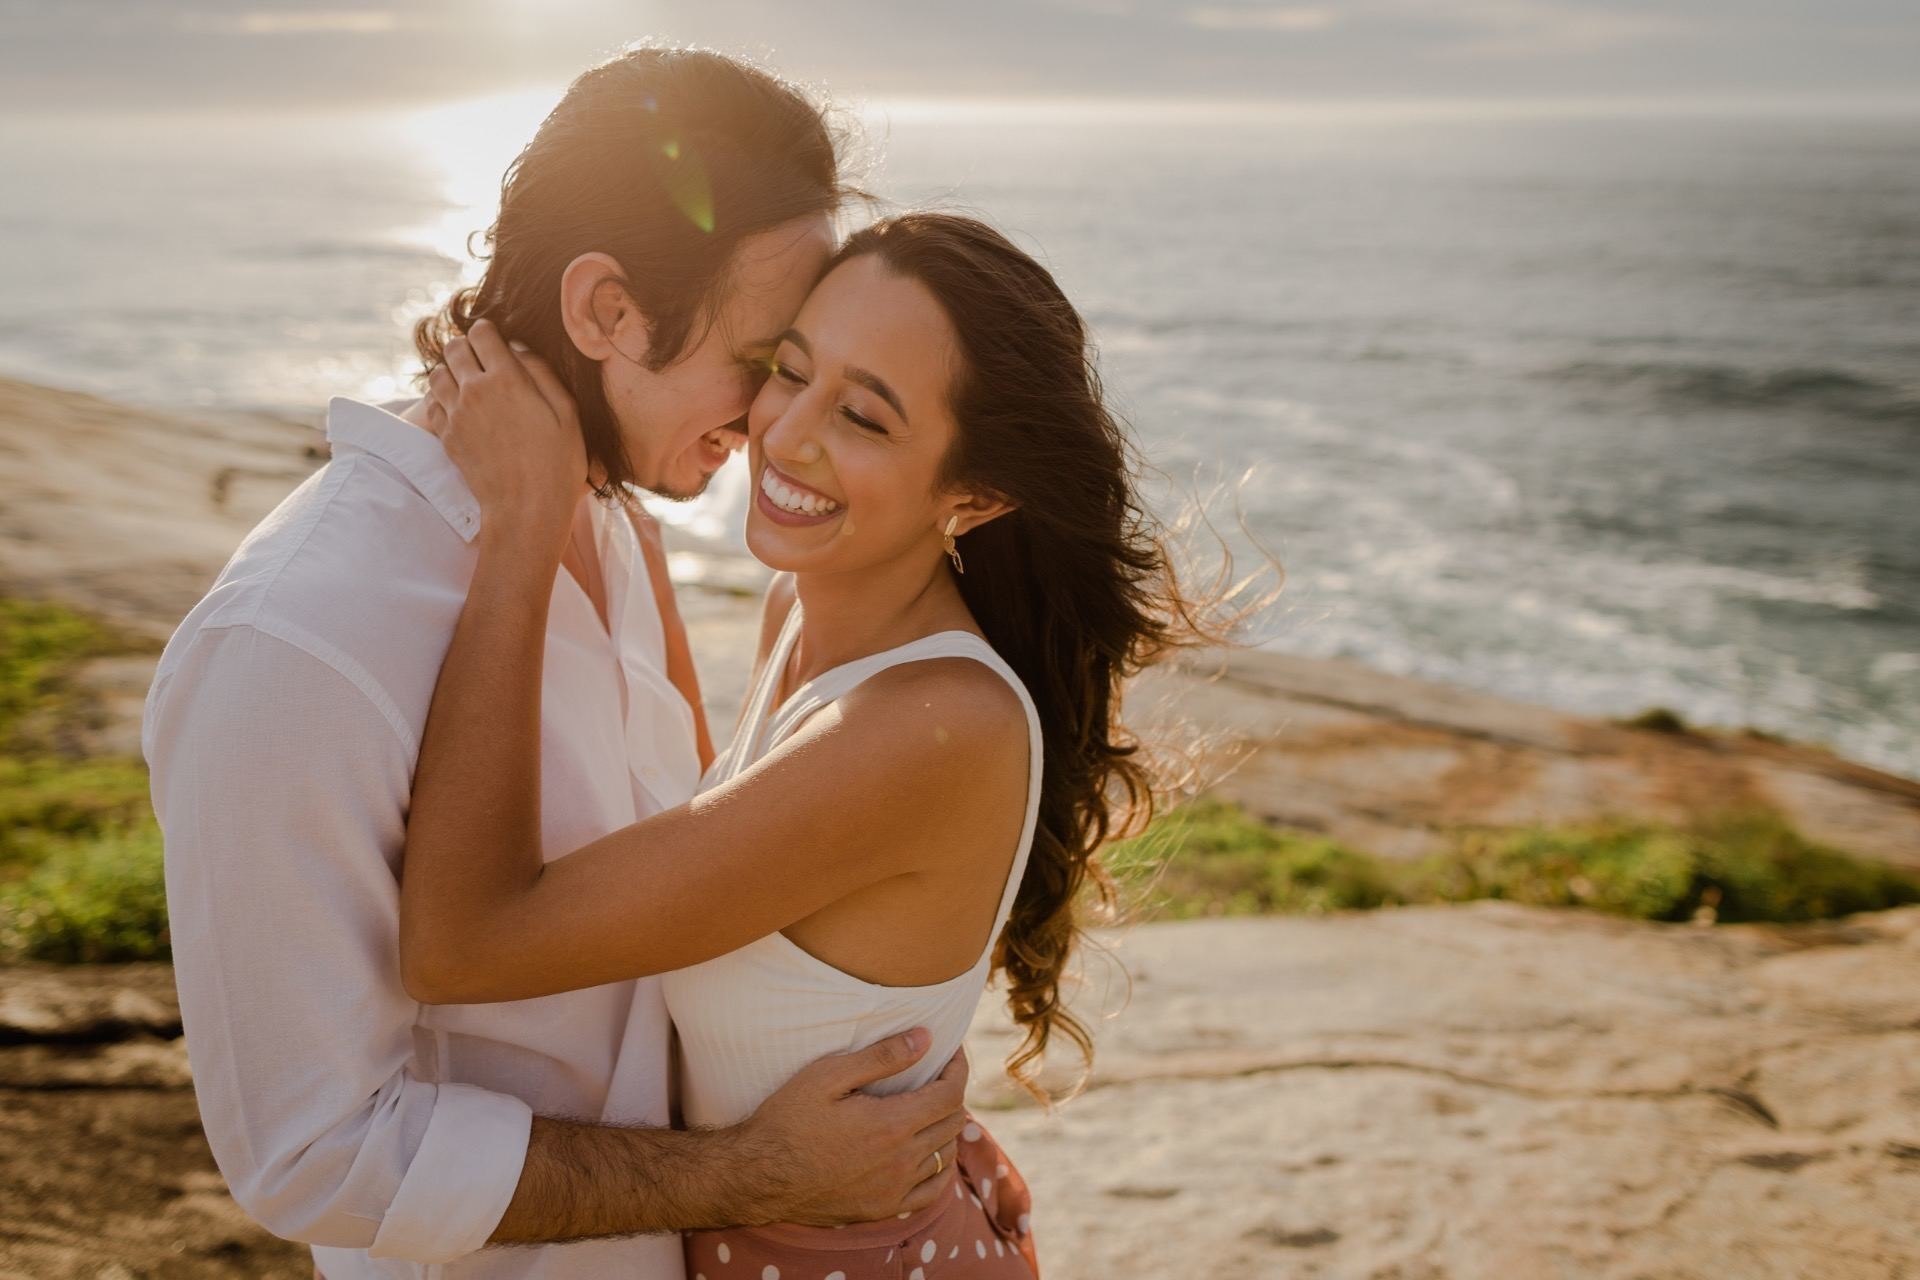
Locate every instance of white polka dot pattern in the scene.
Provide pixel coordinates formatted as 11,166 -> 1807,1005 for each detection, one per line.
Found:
680,1114 -> 1037,1277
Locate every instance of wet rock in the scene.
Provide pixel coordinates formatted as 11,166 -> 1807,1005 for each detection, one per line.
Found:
0,963 -> 179,1044
0,1036 -> 191,1089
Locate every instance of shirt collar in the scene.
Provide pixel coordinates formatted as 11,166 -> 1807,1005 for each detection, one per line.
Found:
325,396 -> 482,543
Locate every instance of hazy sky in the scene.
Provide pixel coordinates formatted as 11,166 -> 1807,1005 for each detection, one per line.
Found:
4,0 -> 1917,111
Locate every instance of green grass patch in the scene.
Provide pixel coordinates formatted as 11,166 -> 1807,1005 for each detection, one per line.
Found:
0,826 -> 169,962
0,597 -> 136,746
1616,706 -> 1817,754
1112,800 -> 1920,925
0,755 -> 154,874
3,594 -> 1914,962
0,596 -> 168,961
1107,801 -> 1396,918
1618,705 -> 1693,735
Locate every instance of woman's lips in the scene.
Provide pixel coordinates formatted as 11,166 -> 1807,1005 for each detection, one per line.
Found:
756,463 -> 844,526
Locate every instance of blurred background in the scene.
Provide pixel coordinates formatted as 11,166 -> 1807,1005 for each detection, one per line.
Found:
4,5 -> 1920,1278
4,0 -> 1917,774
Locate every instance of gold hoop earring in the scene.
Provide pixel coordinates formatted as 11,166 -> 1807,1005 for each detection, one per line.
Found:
943,516 -> 965,575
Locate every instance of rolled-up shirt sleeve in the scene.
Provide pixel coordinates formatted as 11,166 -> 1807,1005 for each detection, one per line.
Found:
145,623 -> 532,1263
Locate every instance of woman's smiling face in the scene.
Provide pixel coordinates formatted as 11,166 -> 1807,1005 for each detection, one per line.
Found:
744,252 -> 967,573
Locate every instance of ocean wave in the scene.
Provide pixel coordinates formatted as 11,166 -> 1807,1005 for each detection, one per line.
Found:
1089,310 -> 1330,345
1163,386 -> 1524,510
1546,359 -> 1920,425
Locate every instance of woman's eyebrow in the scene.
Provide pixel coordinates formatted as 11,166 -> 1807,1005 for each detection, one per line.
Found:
776,328 -> 909,424
846,367 -> 908,424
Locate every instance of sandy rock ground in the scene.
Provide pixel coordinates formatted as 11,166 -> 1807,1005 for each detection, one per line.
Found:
1137,654 -> 1920,870
966,904 -> 1920,1278
6,905 -> 1919,1278
0,377 -> 325,644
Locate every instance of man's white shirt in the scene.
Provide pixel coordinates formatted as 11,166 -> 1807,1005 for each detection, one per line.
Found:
143,397 -> 701,1278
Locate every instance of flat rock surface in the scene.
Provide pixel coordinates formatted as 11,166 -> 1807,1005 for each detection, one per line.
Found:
5,904 -> 1919,1277
0,962 -> 179,1044
965,903 -> 1920,1279
1137,654 -> 1920,867
0,377 -> 323,643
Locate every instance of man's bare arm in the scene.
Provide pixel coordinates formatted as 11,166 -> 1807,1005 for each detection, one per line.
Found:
491,1118 -> 749,1242
489,1031 -> 969,1245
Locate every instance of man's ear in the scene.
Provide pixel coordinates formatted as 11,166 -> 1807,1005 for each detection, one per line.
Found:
559,252 -> 652,365
943,489 -> 1017,538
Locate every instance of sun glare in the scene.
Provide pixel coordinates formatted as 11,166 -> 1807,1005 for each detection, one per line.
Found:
396,85 -> 567,280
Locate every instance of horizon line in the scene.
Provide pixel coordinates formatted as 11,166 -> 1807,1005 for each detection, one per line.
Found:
14,88 -> 1920,128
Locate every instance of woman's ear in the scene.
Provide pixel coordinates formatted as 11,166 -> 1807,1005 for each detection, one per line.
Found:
943,490 -> 1017,538
559,252 -> 652,366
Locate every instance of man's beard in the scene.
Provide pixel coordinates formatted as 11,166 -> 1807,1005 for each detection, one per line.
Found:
648,472 -> 713,503
641,418 -> 745,503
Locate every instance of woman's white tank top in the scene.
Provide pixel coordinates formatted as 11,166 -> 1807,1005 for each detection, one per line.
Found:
659,605 -> 1043,1127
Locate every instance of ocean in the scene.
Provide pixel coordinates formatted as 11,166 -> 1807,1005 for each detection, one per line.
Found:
1,98 -> 1915,779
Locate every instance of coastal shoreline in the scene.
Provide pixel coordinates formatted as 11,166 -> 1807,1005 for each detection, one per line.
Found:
5,374 -> 1911,865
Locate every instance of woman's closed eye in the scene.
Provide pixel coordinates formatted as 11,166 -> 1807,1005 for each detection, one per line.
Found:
773,359 -> 888,435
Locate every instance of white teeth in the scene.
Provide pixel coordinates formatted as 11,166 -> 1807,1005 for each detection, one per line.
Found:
761,467 -> 840,517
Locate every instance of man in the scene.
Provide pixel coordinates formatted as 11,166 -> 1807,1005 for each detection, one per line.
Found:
143,47 -> 964,1279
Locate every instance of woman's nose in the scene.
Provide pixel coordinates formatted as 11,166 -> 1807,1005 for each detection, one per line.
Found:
763,400 -> 825,466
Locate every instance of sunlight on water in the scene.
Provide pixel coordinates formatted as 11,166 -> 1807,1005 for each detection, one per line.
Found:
311,86 -> 567,405
393,85 -> 568,282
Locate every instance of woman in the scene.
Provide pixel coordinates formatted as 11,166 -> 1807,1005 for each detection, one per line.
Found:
401,213 -> 1228,1277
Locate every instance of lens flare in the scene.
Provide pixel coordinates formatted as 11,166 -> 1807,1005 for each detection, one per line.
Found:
659,138 -> 715,233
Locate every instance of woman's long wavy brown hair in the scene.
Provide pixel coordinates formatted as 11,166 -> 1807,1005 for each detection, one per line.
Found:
415,46 -> 852,497
833,214 -> 1263,1100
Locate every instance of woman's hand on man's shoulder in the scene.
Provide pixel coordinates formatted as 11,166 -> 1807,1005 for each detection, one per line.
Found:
424,318 -> 587,556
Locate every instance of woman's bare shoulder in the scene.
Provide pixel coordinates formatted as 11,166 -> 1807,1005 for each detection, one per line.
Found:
842,653 -> 1030,764
753,572 -> 798,667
